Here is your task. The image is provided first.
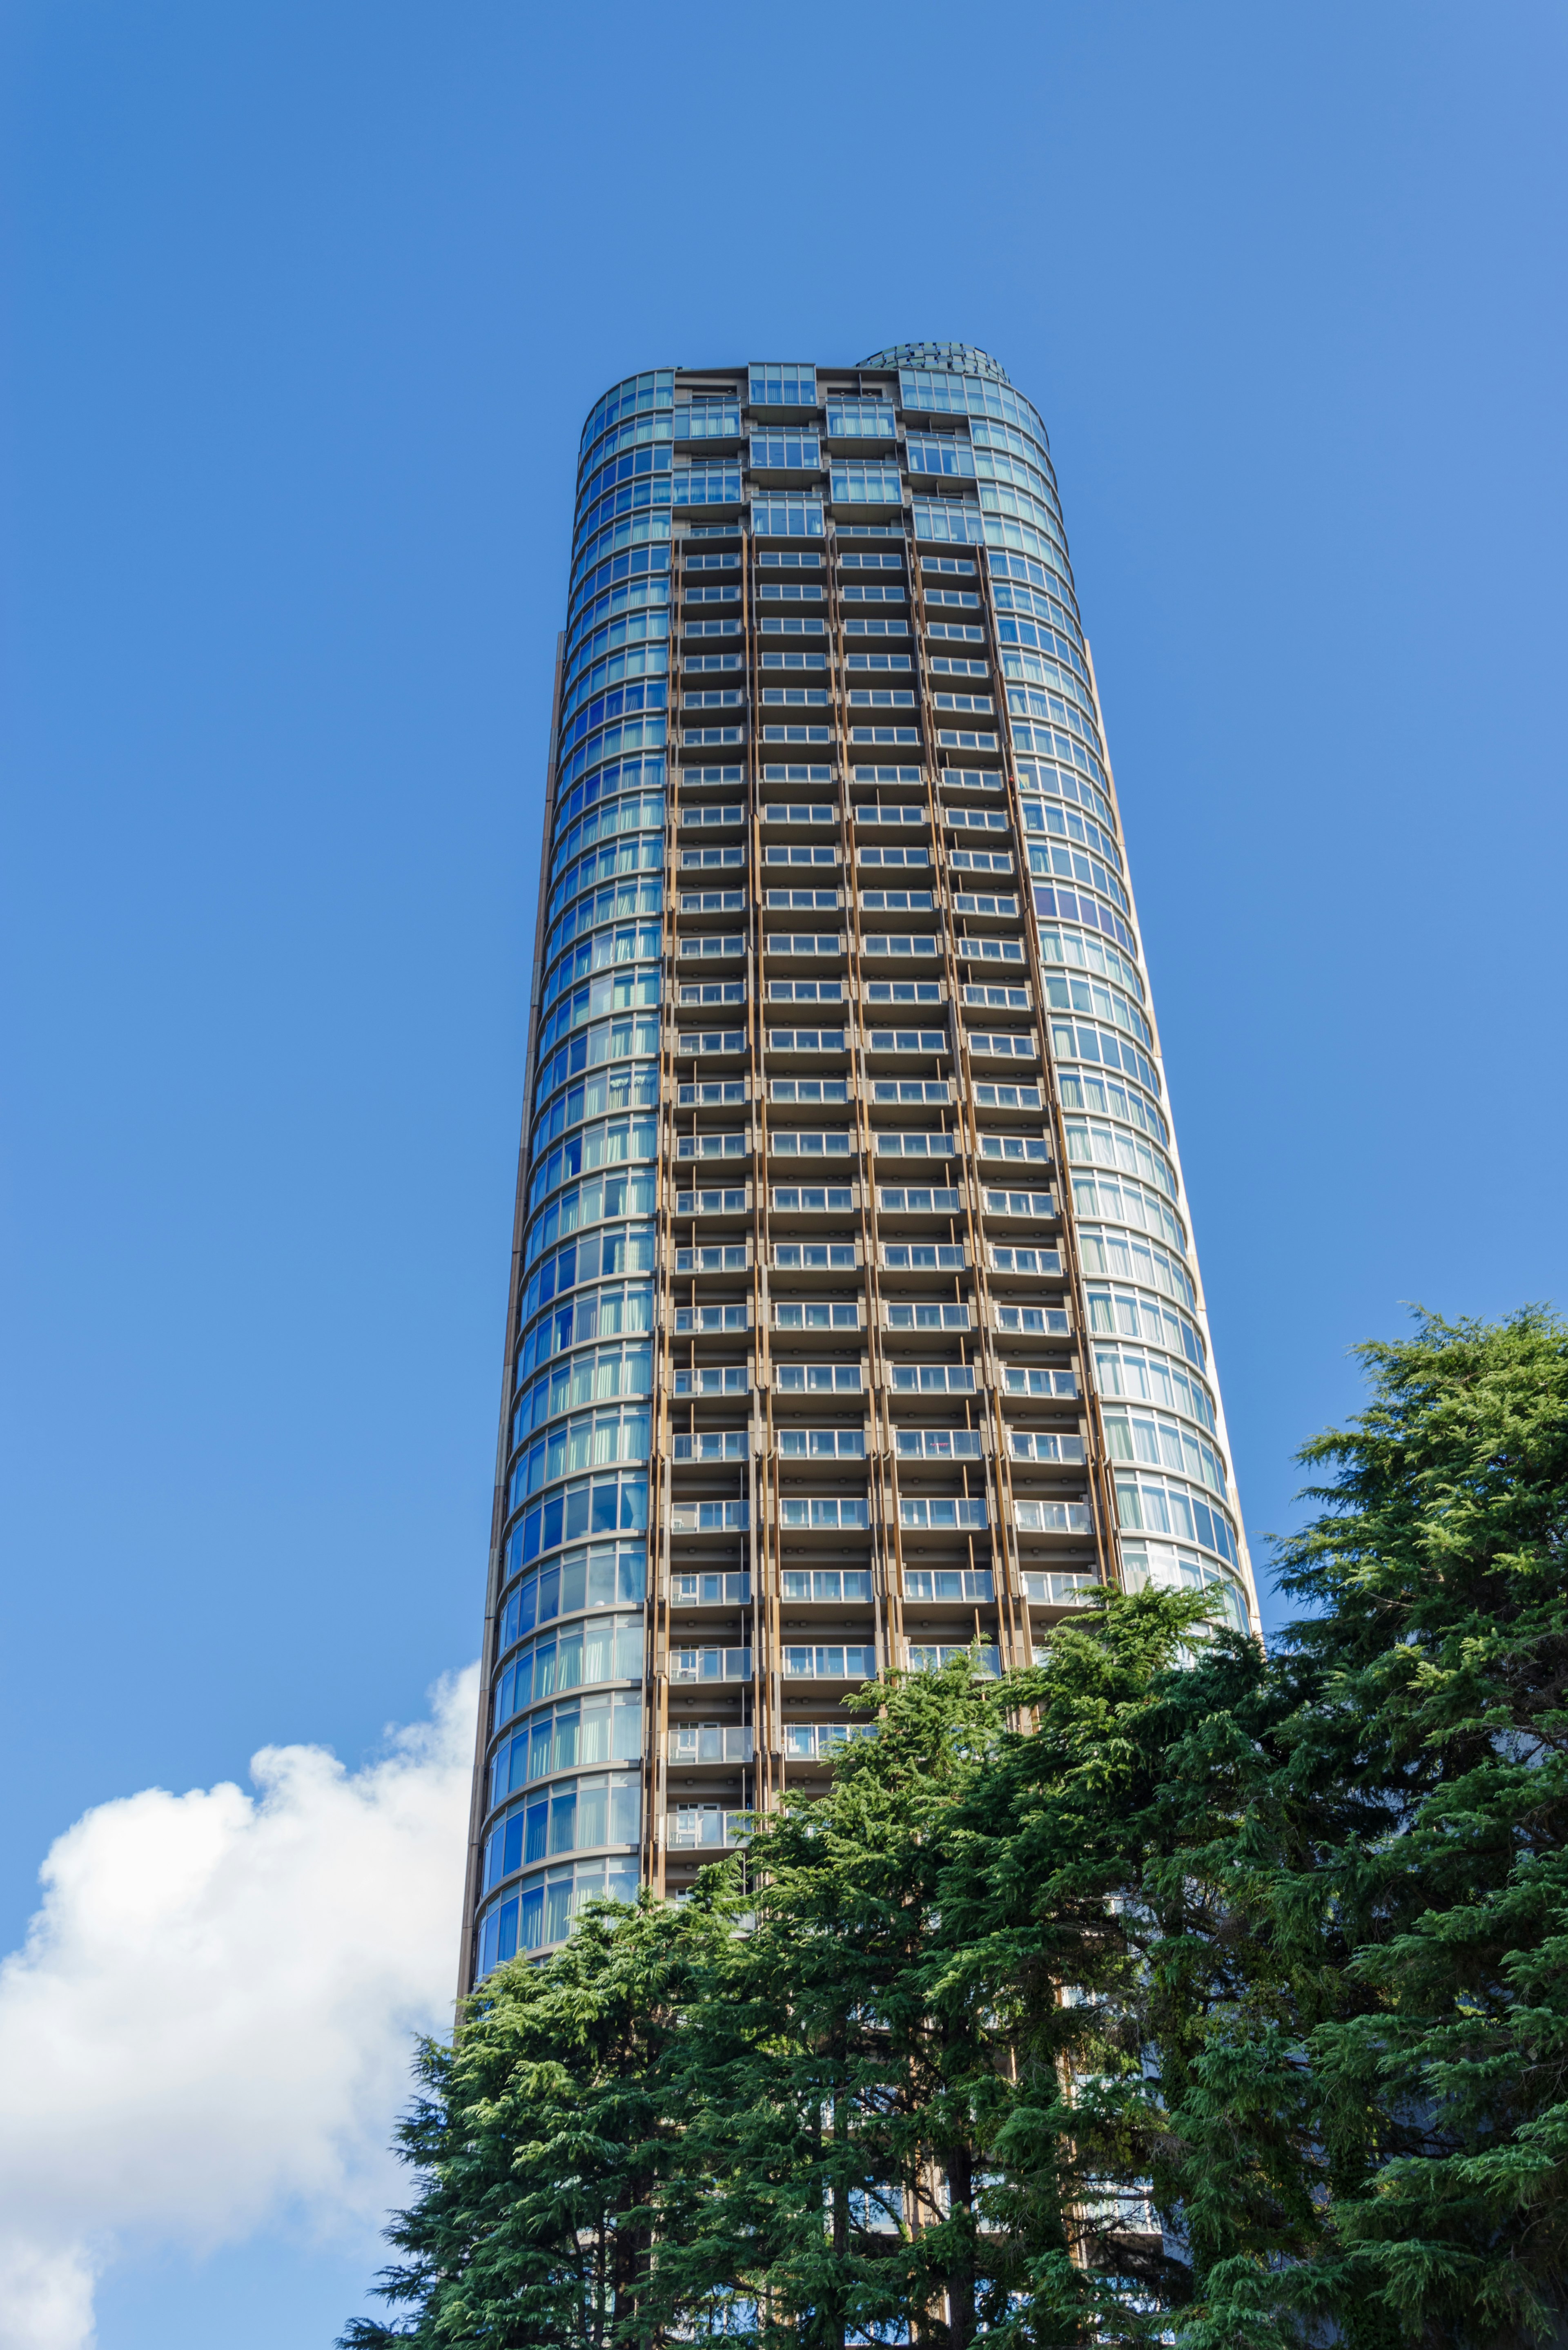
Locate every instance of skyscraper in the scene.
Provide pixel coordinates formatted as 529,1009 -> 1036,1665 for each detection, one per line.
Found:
460,343 -> 1256,1988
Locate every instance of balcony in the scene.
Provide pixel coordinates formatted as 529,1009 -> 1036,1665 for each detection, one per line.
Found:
1008,1429 -> 1084,1465
782,1720 -> 876,1761
670,1645 -> 752,1683
782,1643 -> 878,1681
671,1570 -> 751,1606
992,1302 -> 1070,1338
894,1428 -> 982,1461
775,1300 -> 862,1333
779,1496 -> 870,1531
899,1497 -> 987,1531
670,1500 -> 748,1533
668,1722 -> 754,1764
673,1433 -> 749,1465
1021,1570 -> 1100,1608
903,1567 -> 993,1602
781,1567 -> 874,1603
908,1642 -> 1002,1675
668,1806 -> 751,1850
1013,1499 -> 1093,1535
673,1303 -> 751,1335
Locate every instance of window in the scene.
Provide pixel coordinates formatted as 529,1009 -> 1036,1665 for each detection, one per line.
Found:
825,401 -> 895,437
751,493 -> 824,536
751,433 -> 821,468
904,432 -> 976,477
831,463 -> 902,502
749,363 -> 817,406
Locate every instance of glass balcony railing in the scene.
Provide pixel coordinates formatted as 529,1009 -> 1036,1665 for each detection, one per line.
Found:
667,1723 -> 753,1764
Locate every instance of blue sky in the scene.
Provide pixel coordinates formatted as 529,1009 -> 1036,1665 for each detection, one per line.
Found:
2,3 -> 1566,2342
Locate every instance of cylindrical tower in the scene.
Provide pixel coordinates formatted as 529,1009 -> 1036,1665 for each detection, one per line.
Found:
459,346 -> 1256,1989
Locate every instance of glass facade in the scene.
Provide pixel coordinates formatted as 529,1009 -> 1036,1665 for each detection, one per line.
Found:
460,344 -> 1258,1985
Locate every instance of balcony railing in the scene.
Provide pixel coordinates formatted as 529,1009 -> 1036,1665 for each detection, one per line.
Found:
668,1723 -> 754,1764
1013,1499 -> 1092,1534
667,1806 -> 751,1850
1021,1570 -> 1100,1607
783,1720 -> 877,1760
900,1497 -> 988,1530
908,1642 -> 1002,1676
779,1497 -> 870,1530
782,1643 -> 878,1680
781,1567 -> 873,1602
670,1646 -> 752,1683
672,1570 -> 751,1606
670,1500 -> 749,1532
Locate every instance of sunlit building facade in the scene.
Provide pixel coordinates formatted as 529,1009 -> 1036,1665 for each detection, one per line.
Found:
461,343 -> 1256,1986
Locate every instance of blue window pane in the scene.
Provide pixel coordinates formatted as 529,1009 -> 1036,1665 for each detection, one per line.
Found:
525,1795 -> 549,1865
502,1814 -> 525,1876
521,1882 -> 545,1950
496,1897 -> 519,1964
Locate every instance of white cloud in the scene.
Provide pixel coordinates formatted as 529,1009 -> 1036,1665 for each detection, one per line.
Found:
0,1667 -> 479,2350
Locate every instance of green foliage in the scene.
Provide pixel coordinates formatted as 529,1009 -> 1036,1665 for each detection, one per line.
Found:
347,1309 -> 1568,2349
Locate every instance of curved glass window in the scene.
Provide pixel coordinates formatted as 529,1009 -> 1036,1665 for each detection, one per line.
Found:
580,370 -> 673,455
1042,970 -> 1149,1050
504,1468 -> 649,1576
570,531 -> 668,614
517,1277 -> 653,1392
575,462 -> 671,553
538,969 -> 660,1064
1091,1342 -> 1217,1436
577,439 -> 671,521
1050,1019 -> 1160,1103
1068,1169 -> 1185,1258
531,1061 -> 658,1159
1027,838 -> 1125,920
565,566 -> 668,660
572,509 -> 671,598
511,1342 -> 653,1453
523,1165 -> 657,1271
1087,1282 -> 1205,1369
533,1017 -> 660,1123
492,1614 -> 644,1732
519,1222 -> 654,1333
550,789 -> 664,887
489,1694 -> 644,1813
528,1115 -> 657,1217
1120,1539 -> 1248,1633
1078,1225 -> 1195,1313
578,403 -> 672,483
509,1406 -> 651,1513
557,698 -> 666,796
546,881 -> 660,968
559,640 -> 668,732
969,412 -> 1053,473
476,1848 -> 641,1975
1063,1112 -> 1178,1205
550,834 -> 662,924
497,1540 -> 646,1651
1103,1406 -> 1226,1499
482,1773 -> 642,1896
1114,1473 -> 1238,1571
1033,921 -> 1143,1005
563,598 -> 668,693
1060,1070 -> 1170,1150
